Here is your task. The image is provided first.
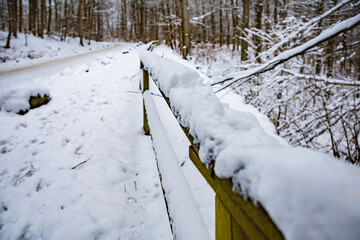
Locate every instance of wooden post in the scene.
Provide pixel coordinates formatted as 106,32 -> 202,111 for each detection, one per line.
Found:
141,61 -> 150,135
139,61 -> 144,90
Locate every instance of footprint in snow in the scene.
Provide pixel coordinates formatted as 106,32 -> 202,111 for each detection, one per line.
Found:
127,197 -> 137,204
62,138 -> 70,147
1,146 -> 10,154
15,122 -> 27,130
74,145 -> 82,155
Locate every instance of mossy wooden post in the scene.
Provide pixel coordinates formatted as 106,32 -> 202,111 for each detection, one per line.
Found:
141,61 -> 150,135
188,146 -> 284,240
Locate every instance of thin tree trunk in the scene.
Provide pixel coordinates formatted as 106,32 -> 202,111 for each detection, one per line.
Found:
18,0 -> 22,32
12,0 -> 17,37
121,0 -> 127,40
219,0 -> 224,46
315,0 -> 325,75
62,0 -> 68,41
210,0 -> 216,44
78,0 -> 83,46
5,0 -> 13,48
254,0 -> 263,63
274,0 -> 278,25
180,0 -> 191,58
241,0 -> 249,61
47,0 -> 51,34
39,0 -> 45,38
232,0 -> 239,51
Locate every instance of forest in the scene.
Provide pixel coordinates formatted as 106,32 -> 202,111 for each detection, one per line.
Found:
1,0 -> 360,164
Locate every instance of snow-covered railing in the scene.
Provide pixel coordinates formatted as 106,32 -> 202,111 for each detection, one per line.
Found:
139,49 -> 360,240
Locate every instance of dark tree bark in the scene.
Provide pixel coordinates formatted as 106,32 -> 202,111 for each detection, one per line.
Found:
5,0 -> 13,48
12,0 -> 17,37
47,0 -> 52,34
121,0 -> 127,40
219,0 -> 224,46
241,0 -> 249,61
39,0 -> 45,38
54,0 -> 59,32
254,0 -> 263,63
18,0 -> 22,32
210,0 -> 216,44
232,0 -> 239,51
78,0 -> 83,46
274,0 -> 278,25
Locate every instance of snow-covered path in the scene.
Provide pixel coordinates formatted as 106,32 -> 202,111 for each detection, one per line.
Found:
0,47 -> 173,239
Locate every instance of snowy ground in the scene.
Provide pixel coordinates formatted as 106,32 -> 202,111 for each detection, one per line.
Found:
0,31 -> 117,72
0,35 -> 215,240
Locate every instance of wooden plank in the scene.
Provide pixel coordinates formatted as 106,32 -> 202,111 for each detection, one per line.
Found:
216,195 -> 232,240
232,213 -> 250,240
141,61 -> 150,135
190,146 -> 284,240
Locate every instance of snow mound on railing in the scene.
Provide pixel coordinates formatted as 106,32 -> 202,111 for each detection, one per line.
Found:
0,82 -> 50,113
140,50 -> 360,240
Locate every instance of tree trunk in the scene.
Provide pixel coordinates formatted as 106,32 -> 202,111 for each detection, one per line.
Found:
210,0 -> 216,44
39,0 -> 45,38
232,0 -> 239,51
254,0 -> 263,63
78,0 -> 83,46
47,0 -> 51,34
18,0 -> 22,32
325,38 -> 335,78
62,0 -> 68,41
241,0 -> 249,61
315,0 -> 325,75
180,0 -> 191,58
219,0 -> 224,46
274,0 -> 278,25
5,0 -> 13,48
121,0 -> 127,40
139,0 -> 145,40
12,0 -> 17,37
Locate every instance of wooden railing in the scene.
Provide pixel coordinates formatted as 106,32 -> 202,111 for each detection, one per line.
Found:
140,51 -> 285,240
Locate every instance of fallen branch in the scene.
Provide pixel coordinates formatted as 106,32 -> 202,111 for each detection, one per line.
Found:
71,160 -> 88,169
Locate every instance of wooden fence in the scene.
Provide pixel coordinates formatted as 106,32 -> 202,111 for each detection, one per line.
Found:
140,52 -> 285,240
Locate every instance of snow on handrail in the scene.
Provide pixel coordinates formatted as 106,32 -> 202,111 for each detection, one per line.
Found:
143,90 -> 210,240
140,49 -> 360,240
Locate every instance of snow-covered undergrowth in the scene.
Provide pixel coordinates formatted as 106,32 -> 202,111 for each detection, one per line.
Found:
140,49 -> 360,240
0,82 -> 50,113
0,31 -> 115,72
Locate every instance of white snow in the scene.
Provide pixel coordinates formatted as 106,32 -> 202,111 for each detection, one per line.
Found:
0,81 -> 50,113
0,41 -> 174,239
0,31 -> 116,72
143,90 -> 210,240
140,49 -> 360,240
